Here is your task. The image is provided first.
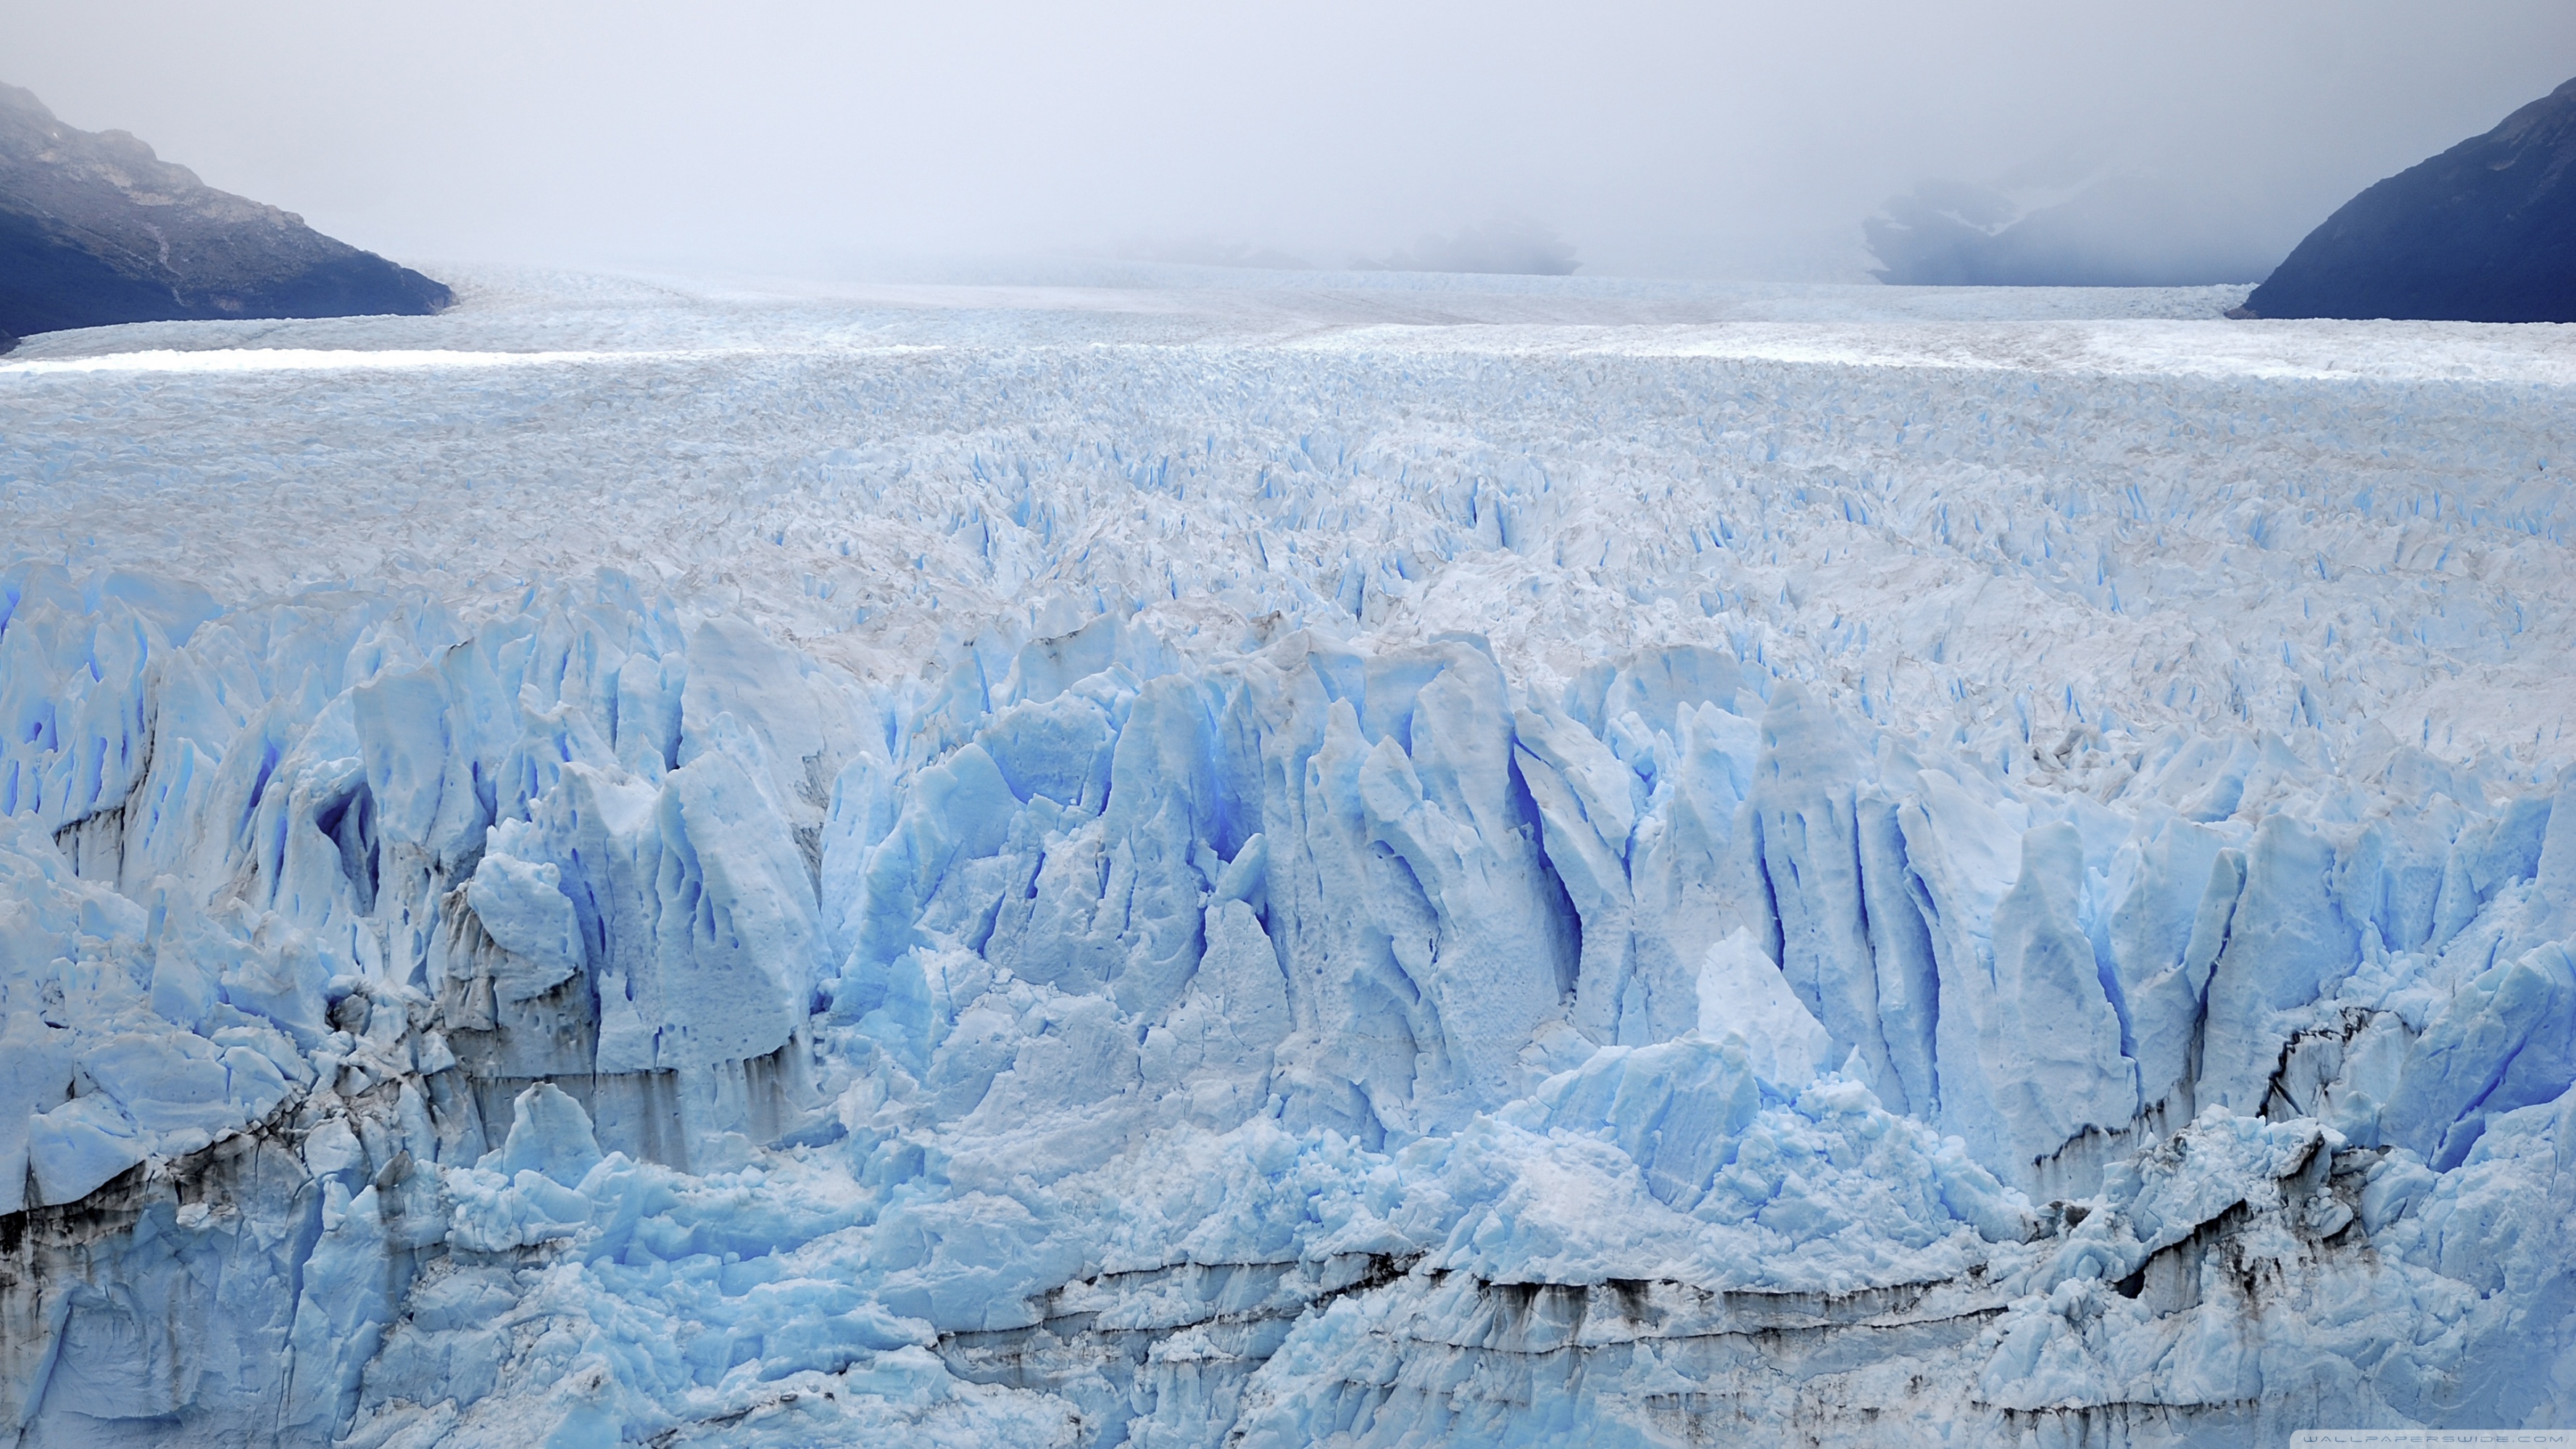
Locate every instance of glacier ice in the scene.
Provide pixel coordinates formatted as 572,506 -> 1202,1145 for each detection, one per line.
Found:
1,265 -> 2574,1445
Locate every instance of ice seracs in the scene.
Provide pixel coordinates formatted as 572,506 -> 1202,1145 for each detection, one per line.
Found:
0,265 -> 2572,1445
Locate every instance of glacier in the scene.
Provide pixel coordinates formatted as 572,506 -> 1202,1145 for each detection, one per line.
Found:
0,264 -> 2572,1446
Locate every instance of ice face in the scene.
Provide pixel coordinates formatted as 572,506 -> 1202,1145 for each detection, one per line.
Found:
1,265 -> 2573,1445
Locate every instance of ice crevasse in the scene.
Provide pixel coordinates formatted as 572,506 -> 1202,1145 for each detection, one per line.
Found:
1,282 -> 2575,1447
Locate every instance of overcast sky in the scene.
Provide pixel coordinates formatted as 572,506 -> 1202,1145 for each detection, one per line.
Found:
6,1 -> 2573,281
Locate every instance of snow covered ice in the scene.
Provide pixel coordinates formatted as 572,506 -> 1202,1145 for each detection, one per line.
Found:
0,262 -> 2572,1447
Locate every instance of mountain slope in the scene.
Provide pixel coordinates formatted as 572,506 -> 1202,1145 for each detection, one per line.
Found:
2244,78 -> 2576,322
0,82 -> 449,347
1867,173 -> 2280,288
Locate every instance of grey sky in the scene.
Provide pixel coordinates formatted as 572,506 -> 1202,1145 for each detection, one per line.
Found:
7,1 -> 2573,281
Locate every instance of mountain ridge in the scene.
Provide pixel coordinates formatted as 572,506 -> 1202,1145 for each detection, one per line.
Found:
0,81 -> 450,349
2243,77 -> 2576,322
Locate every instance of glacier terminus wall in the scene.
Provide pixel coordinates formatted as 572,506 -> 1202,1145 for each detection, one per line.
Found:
0,269 -> 2572,1446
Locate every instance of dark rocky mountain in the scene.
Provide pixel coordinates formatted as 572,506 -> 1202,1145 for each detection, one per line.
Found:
2243,78 -> 2576,322
0,82 -> 449,351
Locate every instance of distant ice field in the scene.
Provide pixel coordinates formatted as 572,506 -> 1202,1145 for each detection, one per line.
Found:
4,263 -> 2569,762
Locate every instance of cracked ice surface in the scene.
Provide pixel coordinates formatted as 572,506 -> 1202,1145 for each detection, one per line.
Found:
1,264 -> 2573,1447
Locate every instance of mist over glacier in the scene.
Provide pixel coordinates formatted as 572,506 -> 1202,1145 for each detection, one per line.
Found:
1,266 -> 2574,1446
